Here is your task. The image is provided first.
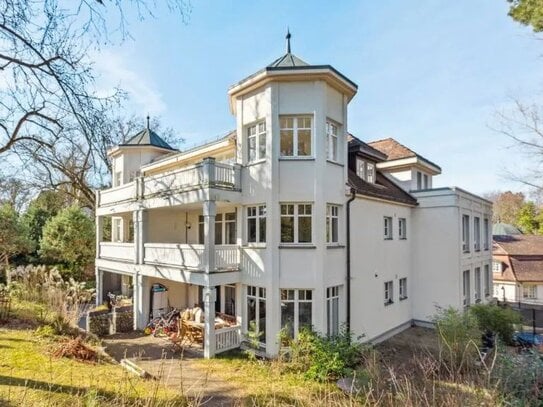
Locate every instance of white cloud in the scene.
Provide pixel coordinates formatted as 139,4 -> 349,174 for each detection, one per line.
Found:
92,49 -> 166,114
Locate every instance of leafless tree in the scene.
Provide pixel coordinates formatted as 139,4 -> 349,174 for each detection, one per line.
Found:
0,0 -> 188,209
493,97 -> 543,191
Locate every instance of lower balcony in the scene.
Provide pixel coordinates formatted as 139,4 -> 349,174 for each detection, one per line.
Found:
143,243 -> 240,272
97,242 -> 240,272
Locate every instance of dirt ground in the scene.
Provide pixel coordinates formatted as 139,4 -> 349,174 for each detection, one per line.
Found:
103,332 -> 244,406
375,326 -> 440,374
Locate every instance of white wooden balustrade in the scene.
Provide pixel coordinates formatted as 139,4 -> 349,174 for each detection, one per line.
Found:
99,182 -> 137,206
143,243 -> 240,271
215,325 -> 241,353
99,242 -> 135,262
97,161 -> 241,207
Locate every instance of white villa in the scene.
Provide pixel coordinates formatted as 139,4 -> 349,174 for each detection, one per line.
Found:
95,35 -> 493,358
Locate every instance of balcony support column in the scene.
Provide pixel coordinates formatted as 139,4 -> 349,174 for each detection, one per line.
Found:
95,268 -> 104,306
203,286 -> 216,358
134,209 -> 147,265
203,200 -> 216,273
202,157 -> 216,187
96,215 -> 104,259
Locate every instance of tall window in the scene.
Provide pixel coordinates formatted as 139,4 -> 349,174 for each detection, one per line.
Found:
366,162 -> 375,183
280,116 -> 312,157
224,285 -> 236,316
247,286 -> 266,343
399,278 -> 407,300
247,205 -> 266,243
483,218 -> 490,250
416,172 -> 422,190
399,218 -> 407,240
113,218 -> 122,242
423,174 -> 429,189
474,217 -> 481,251
326,121 -> 338,162
523,284 -> 537,300
356,158 -> 375,183
384,216 -> 393,240
114,171 -> 122,187
462,215 -> 470,253
463,270 -> 470,307
199,212 -> 236,244
326,204 -> 339,243
484,264 -> 491,297
326,286 -> 340,337
247,121 -> 266,162
281,289 -> 313,339
280,204 -> 312,244
475,267 -> 481,303
384,281 -> 393,305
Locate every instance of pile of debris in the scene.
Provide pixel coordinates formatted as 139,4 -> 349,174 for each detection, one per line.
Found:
52,336 -> 98,362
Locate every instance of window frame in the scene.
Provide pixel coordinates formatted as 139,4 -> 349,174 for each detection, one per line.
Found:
279,116 -> 313,158
483,218 -> 490,250
384,281 -> 394,305
474,217 -> 481,252
326,286 -> 340,336
247,121 -> 267,163
398,218 -> 407,240
463,270 -> 471,307
523,284 -> 537,300
492,261 -> 502,273
484,264 -> 491,297
246,285 -> 267,344
326,204 -> 340,244
462,214 -> 470,253
384,216 -> 393,240
199,212 -> 237,245
326,120 -> 339,162
474,267 -> 481,303
280,203 -> 313,244
281,288 -> 313,339
399,278 -> 408,300
246,205 -> 266,244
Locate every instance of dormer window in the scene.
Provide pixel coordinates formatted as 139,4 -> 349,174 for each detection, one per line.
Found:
247,121 -> 266,163
492,261 -> 502,273
356,157 -> 376,184
114,171 -> 122,187
326,120 -> 338,162
280,116 -> 312,157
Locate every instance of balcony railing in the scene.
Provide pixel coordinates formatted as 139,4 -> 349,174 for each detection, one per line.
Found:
99,182 -> 137,206
215,325 -> 241,354
99,242 -> 135,262
143,243 -> 240,271
97,159 -> 241,207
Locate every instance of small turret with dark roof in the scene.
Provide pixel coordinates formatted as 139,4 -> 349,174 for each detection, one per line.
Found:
119,117 -> 176,151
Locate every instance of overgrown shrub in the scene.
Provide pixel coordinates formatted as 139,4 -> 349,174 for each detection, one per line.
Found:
492,349 -> 543,404
7,264 -> 94,330
469,303 -> 522,345
288,326 -> 365,382
433,306 -> 481,374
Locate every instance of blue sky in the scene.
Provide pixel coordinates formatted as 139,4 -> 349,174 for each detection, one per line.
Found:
95,0 -> 543,195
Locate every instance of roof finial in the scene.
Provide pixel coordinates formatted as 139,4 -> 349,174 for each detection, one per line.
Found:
146,114 -> 150,130
286,28 -> 291,53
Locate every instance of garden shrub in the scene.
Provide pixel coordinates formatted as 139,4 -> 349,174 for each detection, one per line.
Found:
469,303 -> 521,345
433,307 -> 481,373
288,326 -> 365,382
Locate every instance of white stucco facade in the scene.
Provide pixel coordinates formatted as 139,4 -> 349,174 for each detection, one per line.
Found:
94,46 -> 492,357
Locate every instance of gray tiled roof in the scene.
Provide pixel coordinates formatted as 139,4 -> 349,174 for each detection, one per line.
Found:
120,128 -> 175,151
267,52 -> 309,68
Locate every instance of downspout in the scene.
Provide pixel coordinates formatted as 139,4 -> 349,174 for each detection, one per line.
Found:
346,187 -> 356,333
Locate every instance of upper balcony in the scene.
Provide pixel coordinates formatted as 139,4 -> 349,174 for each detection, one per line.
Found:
96,158 -> 242,214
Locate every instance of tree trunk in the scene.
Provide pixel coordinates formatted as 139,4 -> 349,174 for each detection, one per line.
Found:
0,253 -> 9,285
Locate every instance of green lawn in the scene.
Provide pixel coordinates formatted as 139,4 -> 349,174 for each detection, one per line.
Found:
0,301 -> 190,407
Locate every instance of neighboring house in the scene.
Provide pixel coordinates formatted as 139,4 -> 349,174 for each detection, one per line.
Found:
95,36 -> 493,358
493,231 -> 543,305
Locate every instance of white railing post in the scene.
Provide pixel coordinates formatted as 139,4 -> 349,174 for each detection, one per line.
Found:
202,157 -> 216,187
